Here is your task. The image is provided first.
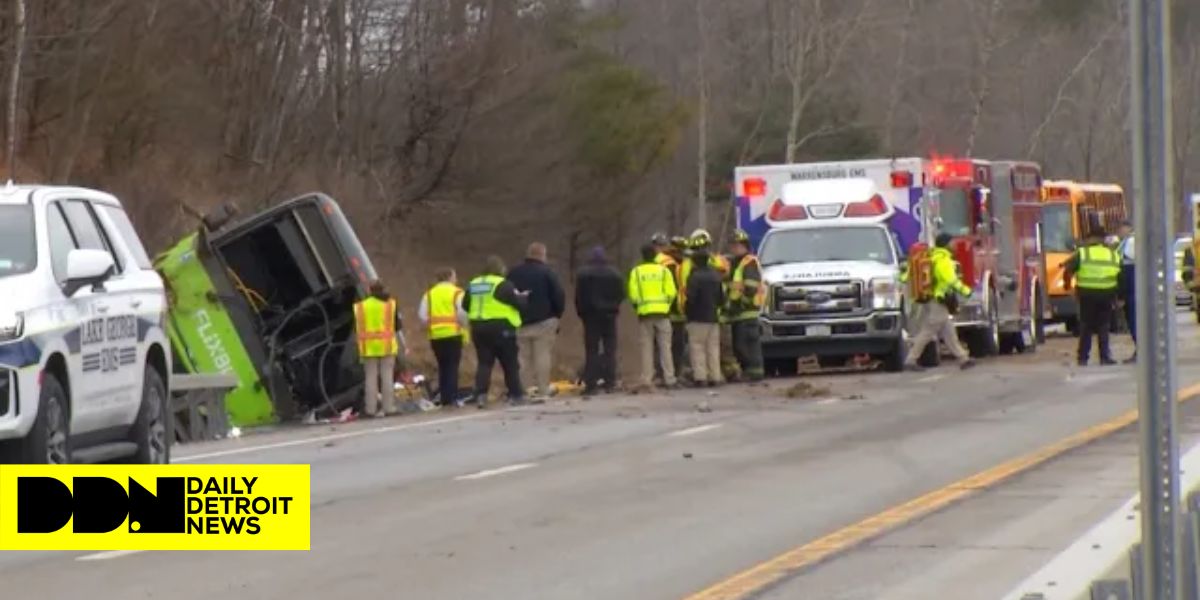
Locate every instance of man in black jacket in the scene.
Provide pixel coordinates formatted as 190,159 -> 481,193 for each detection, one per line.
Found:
507,242 -> 566,399
685,248 -> 726,386
575,246 -> 624,396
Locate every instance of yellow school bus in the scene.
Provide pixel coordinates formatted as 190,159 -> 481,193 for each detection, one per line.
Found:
1040,180 -> 1127,332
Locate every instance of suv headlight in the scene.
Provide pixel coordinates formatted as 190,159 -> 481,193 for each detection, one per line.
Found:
870,277 -> 901,309
0,313 -> 23,342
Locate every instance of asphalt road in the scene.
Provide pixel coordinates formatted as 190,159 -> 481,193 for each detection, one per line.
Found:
3,315 -> 1197,599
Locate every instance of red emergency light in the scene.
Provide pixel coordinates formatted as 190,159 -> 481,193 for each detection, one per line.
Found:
742,178 -> 767,197
844,194 -> 888,217
768,199 -> 807,221
890,170 -> 913,188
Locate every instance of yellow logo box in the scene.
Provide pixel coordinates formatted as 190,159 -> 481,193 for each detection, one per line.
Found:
0,464 -> 310,551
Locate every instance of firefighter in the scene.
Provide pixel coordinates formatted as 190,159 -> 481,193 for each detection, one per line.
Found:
419,267 -> 469,408
668,236 -> 692,381
680,230 -> 737,380
629,243 -> 679,390
904,234 -> 976,372
1064,229 -> 1121,366
726,230 -> 765,381
464,255 -> 529,407
354,280 -> 403,417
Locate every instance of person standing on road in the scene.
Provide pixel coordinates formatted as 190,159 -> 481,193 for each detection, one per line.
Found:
465,256 -> 529,407
684,245 -> 726,387
727,229 -> 765,382
354,280 -> 403,417
419,268 -> 469,408
575,246 -> 625,396
904,234 -> 976,372
668,235 -> 692,380
650,233 -> 678,386
1116,221 -> 1137,364
629,243 -> 679,391
507,242 -> 566,400
1064,230 -> 1121,367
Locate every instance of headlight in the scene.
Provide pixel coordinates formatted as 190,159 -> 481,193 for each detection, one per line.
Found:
0,313 -> 23,341
870,277 -> 901,309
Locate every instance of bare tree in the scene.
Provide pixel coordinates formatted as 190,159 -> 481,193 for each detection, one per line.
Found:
6,0 -> 25,178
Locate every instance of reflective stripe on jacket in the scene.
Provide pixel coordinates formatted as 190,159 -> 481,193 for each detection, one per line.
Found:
728,254 -> 765,320
354,297 -> 398,358
930,247 -> 972,300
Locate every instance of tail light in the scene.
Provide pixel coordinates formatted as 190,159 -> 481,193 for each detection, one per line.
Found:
768,199 -> 807,221
890,171 -> 913,188
844,194 -> 888,217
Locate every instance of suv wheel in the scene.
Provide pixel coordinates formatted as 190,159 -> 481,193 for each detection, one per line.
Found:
18,373 -> 71,464
129,366 -> 170,464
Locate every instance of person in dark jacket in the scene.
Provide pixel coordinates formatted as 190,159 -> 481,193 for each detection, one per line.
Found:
507,242 -> 566,399
575,246 -> 624,396
464,255 -> 529,407
684,248 -> 726,387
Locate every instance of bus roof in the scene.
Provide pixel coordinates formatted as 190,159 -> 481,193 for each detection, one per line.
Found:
1041,180 -> 1125,196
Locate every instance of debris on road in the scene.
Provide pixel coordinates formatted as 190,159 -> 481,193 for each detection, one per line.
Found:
696,401 -> 713,413
683,452 -> 694,459
782,381 -> 832,399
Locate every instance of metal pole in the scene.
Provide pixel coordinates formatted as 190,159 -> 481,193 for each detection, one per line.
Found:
1130,0 -> 1180,598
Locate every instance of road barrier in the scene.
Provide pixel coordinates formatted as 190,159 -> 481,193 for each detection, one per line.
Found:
1003,440 -> 1200,599
170,373 -> 238,443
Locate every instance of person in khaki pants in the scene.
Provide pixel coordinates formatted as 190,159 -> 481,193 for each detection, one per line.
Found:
628,243 -> 678,390
507,242 -> 566,399
683,247 -> 725,386
354,280 -> 403,417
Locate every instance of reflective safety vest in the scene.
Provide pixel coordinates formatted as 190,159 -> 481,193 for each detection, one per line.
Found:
728,254 -> 766,321
628,262 -> 677,317
425,282 -> 465,340
354,297 -> 398,358
656,252 -> 685,321
679,255 -> 729,308
929,247 -> 972,300
1075,245 -> 1120,290
467,275 -> 522,328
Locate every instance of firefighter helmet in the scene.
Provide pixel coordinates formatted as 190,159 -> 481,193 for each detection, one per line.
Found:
650,232 -> 669,247
732,229 -> 750,245
690,228 -> 712,248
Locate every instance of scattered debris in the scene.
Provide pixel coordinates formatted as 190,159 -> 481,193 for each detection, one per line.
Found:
323,441 -> 336,448
696,401 -> 713,413
782,381 -> 832,399
843,394 -> 865,401
683,452 -> 694,459
227,426 -> 242,439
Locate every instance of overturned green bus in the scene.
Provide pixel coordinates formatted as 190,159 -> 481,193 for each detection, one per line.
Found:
156,193 -> 377,426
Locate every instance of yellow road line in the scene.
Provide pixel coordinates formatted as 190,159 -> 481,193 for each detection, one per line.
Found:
683,381 -> 1200,600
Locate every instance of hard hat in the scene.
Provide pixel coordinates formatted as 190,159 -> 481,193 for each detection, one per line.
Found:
690,228 -> 712,247
650,232 -> 669,246
732,229 -> 750,244
670,235 -> 689,250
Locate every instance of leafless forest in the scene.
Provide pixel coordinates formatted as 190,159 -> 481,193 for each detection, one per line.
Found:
1,0 -> 1198,287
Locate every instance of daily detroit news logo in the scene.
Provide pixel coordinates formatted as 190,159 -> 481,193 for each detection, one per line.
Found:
0,465 -> 310,551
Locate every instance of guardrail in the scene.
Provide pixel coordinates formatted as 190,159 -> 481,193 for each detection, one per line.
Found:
170,373 -> 238,443
1003,442 -> 1200,599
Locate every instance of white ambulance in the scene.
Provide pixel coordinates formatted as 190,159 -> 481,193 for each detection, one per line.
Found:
0,184 -> 171,464
734,159 -> 929,373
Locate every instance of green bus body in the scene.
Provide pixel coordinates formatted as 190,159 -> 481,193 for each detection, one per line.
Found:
156,194 -> 378,428
157,233 -> 276,426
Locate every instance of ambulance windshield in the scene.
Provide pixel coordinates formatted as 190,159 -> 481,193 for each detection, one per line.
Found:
1041,203 -> 1074,252
0,206 -> 36,278
936,188 -> 973,237
760,226 -> 895,266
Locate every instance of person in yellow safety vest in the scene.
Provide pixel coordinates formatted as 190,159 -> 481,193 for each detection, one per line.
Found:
629,243 -> 679,390
1064,229 -> 1121,366
727,229 -> 766,381
903,233 -> 976,372
463,255 -> 530,408
419,267 -> 470,409
354,280 -> 403,417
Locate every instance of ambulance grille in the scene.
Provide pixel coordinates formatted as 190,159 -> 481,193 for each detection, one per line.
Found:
771,280 -> 864,316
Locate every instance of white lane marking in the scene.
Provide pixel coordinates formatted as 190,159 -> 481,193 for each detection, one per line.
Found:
454,463 -> 538,481
917,374 -> 946,383
668,423 -> 723,438
815,398 -> 840,406
173,413 -> 490,463
77,550 -> 145,561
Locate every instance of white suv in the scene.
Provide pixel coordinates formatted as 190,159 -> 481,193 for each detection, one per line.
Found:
0,185 -> 170,464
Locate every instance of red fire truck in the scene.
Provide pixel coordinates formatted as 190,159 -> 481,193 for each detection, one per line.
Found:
908,158 -> 1046,361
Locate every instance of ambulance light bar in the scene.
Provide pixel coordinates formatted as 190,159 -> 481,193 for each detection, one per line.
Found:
890,171 -> 913,188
